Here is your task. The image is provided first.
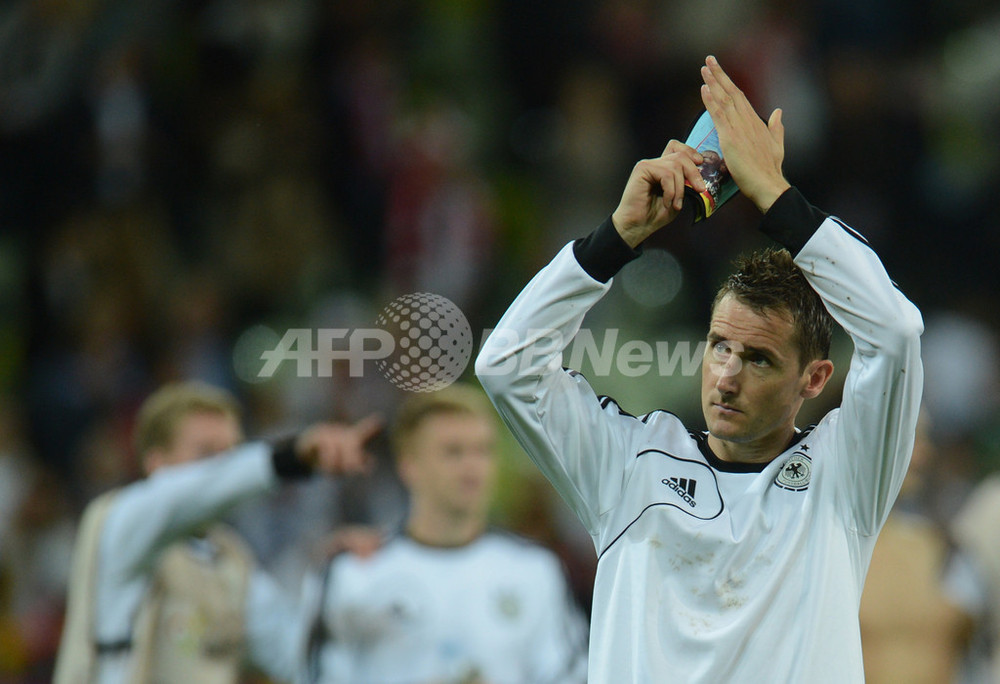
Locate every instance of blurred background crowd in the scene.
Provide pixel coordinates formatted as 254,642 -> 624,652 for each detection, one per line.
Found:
1,0 -> 999,681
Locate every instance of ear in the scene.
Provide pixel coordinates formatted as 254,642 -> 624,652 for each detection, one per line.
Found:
800,359 -> 834,400
396,451 -> 417,488
142,448 -> 166,477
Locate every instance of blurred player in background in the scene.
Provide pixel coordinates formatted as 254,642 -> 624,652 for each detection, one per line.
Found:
54,381 -> 381,684
859,410 -> 974,683
477,56 -> 923,682
302,383 -> 587,684
945,471 -> 1000,683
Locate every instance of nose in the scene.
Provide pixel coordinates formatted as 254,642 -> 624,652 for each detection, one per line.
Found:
714,355 -> 741,395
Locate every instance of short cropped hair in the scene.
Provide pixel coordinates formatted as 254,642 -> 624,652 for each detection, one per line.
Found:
712,247 -> 834,367
134,382 -> 242,458
391,383 -> 494,456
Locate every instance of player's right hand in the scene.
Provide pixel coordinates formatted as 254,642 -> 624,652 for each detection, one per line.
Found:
700,55 -> 790,213
295,414 -> 383,476
611,139 -> 705,248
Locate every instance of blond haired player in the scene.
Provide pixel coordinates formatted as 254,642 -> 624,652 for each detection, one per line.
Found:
303,384 -> 587,683
55,381 -> 381,684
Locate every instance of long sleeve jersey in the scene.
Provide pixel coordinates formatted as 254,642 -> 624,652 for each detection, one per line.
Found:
67,443 -> 304,683
475,187 -> 924,683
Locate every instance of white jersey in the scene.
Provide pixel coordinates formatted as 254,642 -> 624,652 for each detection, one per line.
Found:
305,531 -> 588,684
89,443 -> 303,683
476,188 -> 923,683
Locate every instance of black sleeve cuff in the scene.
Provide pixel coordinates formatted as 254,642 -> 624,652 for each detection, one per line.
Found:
270,435 -> 312,479
572,215 -> 642,283
758,187 -> 829,255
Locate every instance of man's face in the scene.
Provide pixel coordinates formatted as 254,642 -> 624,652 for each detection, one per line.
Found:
701,294 -> 823,461
399,412 -> 497,519
145,410 -> 242,475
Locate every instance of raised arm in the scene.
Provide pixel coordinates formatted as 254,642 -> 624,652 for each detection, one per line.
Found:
780,196 -> 923,534
702,55 -> 923,532
100,416 -> 382,579
477,132 -> 709,536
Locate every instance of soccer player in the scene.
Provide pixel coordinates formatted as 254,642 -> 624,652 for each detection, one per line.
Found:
54,381 -> 381,684
475,56 -> 923,682
302,383 -> 588,684
946,473 -> 1000,683
859,411 -> 973,683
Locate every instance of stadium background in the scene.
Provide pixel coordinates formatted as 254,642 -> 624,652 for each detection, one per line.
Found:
0,0 -> 999,680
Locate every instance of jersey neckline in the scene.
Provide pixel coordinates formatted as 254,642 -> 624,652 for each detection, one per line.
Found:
690,428 -> 810,473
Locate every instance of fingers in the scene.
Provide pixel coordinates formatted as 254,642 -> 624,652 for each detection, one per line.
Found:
701,56 -> 760,142
662,138 -> 702,160
611,140 -> 705,246
677,147 -> 708,195
639,159 -> 685,212
698,55 -> 789,212
352,413 -> 384,445
298,419 -> 379,476
653,142 -> 705,209
702,55 -> 740,99
667,163 -> 686,211
637,157 -> 682,212
699,55 -> 753,125
768,107 -> 784,146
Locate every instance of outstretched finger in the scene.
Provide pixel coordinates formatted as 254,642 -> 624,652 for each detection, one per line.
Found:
352,413 -> 384,444
700,57 -> 755,127
341,440 -> 373,474
704,55 -> 741,97
327,430 -> 371,475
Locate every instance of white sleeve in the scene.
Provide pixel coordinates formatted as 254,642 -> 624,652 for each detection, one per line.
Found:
525,554 -> 589,684
99,442 -> 278,579
245,570 -> 305,683
311,558 -> 358,684
475,235 -> 645,538
766,188 -> 924,535
941,549 -> 989,620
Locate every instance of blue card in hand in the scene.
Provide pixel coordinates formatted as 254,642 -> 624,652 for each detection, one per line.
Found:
683,111 -> 740,222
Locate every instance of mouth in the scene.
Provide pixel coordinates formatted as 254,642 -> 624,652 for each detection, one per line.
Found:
712,402 -> 742,415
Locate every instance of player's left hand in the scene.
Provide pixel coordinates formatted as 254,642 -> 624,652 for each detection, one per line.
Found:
700,55 -> 790,213
296,414 -> 384,476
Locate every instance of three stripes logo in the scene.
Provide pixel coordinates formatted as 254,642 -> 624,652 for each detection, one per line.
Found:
664,476 -> 698,508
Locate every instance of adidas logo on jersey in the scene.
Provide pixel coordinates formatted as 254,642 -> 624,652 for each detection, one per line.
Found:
628,450 -> 723,525
664,476 -> 697,507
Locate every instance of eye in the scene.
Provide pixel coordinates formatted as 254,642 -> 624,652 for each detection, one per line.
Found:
747,353 -> 771,368
712,340 -> 731,358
